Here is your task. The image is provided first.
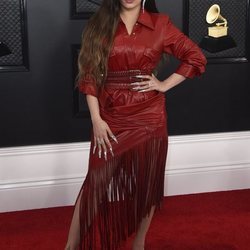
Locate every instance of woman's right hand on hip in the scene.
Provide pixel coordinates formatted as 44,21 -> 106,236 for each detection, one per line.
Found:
92,117 -> 118,160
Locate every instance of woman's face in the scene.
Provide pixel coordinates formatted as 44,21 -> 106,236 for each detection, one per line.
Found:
119,0 -> 142,11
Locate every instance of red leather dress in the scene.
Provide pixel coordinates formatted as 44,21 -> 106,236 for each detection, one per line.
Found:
77,9 -> 207,250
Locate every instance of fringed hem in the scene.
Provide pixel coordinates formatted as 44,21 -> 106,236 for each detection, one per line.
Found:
78,134 -> 168,250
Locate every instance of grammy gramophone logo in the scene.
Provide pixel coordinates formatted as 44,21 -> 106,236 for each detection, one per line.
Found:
200,4 -> 237,53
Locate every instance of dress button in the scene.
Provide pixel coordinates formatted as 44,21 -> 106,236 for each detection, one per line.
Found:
132,32 -> 135,35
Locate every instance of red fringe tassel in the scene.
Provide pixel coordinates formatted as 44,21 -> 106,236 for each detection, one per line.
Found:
77,134 -> 168,250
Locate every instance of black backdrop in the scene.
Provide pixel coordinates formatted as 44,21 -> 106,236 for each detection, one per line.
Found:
0,0 -> 249,148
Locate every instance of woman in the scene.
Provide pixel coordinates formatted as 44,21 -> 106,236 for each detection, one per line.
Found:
65,0 -> 207,249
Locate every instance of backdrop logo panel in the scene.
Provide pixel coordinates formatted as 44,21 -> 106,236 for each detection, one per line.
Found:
0,0 -> 29,72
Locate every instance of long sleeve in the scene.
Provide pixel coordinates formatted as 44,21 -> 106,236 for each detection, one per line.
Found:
77,73 -> 99,97
163,16 -> 207,79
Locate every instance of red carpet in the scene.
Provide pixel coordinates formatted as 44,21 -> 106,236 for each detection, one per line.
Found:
1,189 -> 250,250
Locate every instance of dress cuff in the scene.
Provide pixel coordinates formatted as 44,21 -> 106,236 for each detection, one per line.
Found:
175,63 -> 205,79
77,76 -> 98,97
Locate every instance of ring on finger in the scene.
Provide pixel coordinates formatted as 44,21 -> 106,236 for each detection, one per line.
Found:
97,138 -> 102,144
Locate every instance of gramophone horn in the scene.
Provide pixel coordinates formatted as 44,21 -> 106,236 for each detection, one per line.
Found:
206,4 -> 227,27
206,4 -> 220,24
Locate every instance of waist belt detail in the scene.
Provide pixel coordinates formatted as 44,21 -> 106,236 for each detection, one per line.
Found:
105,69 -> 152,89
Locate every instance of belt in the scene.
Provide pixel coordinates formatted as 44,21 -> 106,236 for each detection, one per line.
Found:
105,69 -> 152,89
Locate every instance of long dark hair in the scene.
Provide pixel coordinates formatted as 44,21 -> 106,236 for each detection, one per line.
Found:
77,0 -> 159,88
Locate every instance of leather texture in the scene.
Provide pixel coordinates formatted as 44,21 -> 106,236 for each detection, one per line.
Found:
78,9 -> 207,97
76,10 -> 207,250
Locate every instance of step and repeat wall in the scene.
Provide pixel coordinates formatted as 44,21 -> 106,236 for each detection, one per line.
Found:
0,0 -> 249,148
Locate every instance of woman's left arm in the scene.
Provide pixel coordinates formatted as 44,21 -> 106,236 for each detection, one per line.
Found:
163,16 -> 207,78
159,73 -> 186,92
132,16 -> 207,93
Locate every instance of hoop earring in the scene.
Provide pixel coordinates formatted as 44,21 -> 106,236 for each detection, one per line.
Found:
142,0 -> 146,13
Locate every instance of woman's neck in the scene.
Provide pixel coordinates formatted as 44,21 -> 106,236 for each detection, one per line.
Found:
120,5 -> 141,24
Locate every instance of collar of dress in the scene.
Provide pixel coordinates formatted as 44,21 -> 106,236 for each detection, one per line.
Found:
119,9 -> 155,30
